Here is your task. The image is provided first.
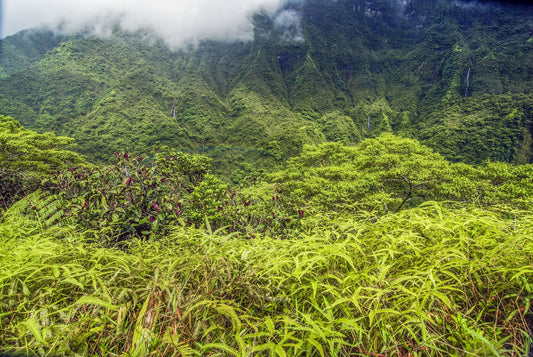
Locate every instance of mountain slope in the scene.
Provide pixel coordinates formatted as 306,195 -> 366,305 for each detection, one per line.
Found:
1,0 -> 532,178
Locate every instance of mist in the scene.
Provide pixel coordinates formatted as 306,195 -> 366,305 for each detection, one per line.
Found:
2,0 -> 530,46
1,0 -> 284,46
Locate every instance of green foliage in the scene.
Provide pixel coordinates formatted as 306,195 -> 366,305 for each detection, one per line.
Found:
1,125 -> 533,356
420,94 -> 533,164
272,134 -> 533,215
2,203 -> 533,356
1,1 -> 532,174
46,148 -> 210,243
1,2 -> 533,355
0,115 -> 86,214
0,29 -> 65,76
8,147 -> 299,244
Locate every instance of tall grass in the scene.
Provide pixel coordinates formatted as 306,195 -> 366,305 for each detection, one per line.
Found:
1,202 -> 532,356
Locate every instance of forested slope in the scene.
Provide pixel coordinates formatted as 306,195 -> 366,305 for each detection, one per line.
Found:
0,0 -> 532,177
2,117 -> 533,356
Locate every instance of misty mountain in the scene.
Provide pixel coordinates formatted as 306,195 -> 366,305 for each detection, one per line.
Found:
1,0 -> 532,179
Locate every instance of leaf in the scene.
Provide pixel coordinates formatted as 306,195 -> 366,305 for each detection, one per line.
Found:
74,295 -> 118,310
19,316 -> 47,345
307,338 -> 325,357
201,342 -> 239,356
464,327 -> 501,356
215,303 -> 241,331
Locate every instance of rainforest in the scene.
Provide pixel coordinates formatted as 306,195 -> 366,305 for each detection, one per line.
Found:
1,0 -> 533,355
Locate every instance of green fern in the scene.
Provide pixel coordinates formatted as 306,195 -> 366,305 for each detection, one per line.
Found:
2,190 -> 65,229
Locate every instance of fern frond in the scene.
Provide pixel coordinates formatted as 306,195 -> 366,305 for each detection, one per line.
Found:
2,190 -> 66,229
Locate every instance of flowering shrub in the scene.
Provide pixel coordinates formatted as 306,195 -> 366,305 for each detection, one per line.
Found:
51,149 -> 302,244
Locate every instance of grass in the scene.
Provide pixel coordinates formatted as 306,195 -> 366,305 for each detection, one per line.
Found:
1,202 -> 533,356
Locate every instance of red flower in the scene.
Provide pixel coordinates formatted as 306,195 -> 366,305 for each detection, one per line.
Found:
217,206 -> 223,211
124,152 -> 129,160
298,209 -> 304,218
125,177 -> 132,186
149,216 -> 155,223
244,200 -> 251,207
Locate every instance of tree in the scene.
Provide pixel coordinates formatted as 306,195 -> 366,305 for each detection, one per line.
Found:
0,115 -> 86,214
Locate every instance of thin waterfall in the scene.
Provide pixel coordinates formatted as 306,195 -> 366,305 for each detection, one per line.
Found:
464,67 -> 471,97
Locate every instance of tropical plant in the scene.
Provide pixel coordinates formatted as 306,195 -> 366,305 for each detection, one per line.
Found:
0,115 -> 85,215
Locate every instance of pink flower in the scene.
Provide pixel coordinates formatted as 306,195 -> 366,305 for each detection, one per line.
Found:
149,216 -> 155,223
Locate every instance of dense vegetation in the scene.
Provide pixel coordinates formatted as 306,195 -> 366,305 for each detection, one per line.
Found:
1,0 -> 533,355
2,116 -> 533,356
1,0 -> 532,178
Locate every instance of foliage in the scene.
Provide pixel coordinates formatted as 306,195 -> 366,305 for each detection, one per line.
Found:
419,94 -> 533,164
0,115 -> 86,214
0,0 -> 532,174
6,146 -> 301,244
272,134 -> 533,215
1,203 -> 533,356
1,1 -> 533,354
44,148 -> 208,244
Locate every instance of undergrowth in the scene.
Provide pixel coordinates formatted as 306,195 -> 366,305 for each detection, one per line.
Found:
1,202 -> 533,356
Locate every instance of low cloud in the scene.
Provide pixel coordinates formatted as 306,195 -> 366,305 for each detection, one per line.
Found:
3,0 -> 528,45
1,0 -> 284,46
274,9 -> 303,42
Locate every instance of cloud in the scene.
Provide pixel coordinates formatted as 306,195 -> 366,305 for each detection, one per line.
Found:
274,9 -> 303,42
1,0 -> 284,46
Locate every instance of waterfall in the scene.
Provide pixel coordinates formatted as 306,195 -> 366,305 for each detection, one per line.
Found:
367,115 -> 371,131
171,105 -> 176,118
464,67 -> 471,97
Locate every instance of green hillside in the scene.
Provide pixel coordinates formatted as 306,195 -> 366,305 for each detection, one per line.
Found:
3,1 -> 533,355
1,0 -> 532,179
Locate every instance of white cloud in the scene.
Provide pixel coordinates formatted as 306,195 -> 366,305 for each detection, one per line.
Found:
274,9 -> 303,42
1,0 -> 284,46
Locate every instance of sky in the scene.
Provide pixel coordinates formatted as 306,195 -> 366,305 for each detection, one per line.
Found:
0,0 -> 285,45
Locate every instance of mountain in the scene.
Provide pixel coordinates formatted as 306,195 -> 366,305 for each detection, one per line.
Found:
1,0 -> 532,180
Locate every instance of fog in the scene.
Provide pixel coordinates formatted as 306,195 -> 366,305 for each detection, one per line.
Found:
1,0 -> 528,45
1,0 -> 284,45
